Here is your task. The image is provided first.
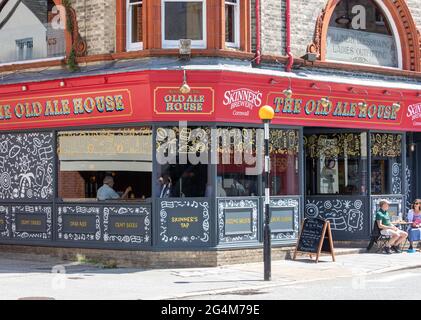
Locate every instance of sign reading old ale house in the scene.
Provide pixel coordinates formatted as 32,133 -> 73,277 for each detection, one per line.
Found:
154,87 -> 215,115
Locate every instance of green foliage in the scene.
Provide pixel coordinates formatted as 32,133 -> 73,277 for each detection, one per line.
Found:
67,48 -> 79,72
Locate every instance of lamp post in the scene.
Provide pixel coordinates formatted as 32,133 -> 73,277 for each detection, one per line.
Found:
258,105 -> 275,281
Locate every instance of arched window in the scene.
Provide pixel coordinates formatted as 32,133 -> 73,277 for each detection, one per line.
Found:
326,0 -> 400,68
0,0 -> 66,64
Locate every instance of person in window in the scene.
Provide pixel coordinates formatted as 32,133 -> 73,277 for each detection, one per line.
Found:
321,159 -> 336,194
407,199 -> 421,252
158,175 -> 172,198
376,199 -> 408,254
230,179 -> 246,196
174,167 -> 197,197
97,176 -> 132,201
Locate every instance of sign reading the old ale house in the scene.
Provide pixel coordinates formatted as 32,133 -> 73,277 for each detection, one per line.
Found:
0,89 -> 133,127
267,92 -> 403,129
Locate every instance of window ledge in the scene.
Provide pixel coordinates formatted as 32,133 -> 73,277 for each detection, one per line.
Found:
0,56 -> 65,68
0,57 -> 65,73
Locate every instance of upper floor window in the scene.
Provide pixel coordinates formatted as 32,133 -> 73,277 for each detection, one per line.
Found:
326,0 -> 399,68
225,0 -> 239,48
162,0 -> 206,49
0,0 -> 65,64
16,38 -> 33,61
127,0 -> 143,51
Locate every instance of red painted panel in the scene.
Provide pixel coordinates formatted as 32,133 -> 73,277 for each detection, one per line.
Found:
0,69 -> 420,132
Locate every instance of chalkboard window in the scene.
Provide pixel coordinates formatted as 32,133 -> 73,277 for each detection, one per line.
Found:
156,126 -> 209,198
58,128 -> 152,201
370,133 -> 403,195
0,132 -> 54,201
305,132 -> 368,196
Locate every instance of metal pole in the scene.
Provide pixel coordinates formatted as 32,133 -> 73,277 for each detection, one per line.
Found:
263,120 -> 271,281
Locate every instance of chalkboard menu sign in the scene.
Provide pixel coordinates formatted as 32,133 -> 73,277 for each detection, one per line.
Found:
293,217 -> 335,263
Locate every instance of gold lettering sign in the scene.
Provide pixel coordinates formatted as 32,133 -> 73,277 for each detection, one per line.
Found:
21,219 -> 42,226
0,219 -> 4,225
271,216 -> 292,223
114,222 -> 139,229
171,216 -> 199,229
154,87 -> 215,115
0,89 -> 133,126
58,128 -> 152,157
226,218 -> 252,225
69,221 -> 88,228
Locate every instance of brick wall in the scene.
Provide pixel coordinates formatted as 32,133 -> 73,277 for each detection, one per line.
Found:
260,0 -> 285,56
59,171 -> 85,199
290,0 -> 327,58
406,0 -> 421,33
67,0 -> 420,61
70,0 -> 116,55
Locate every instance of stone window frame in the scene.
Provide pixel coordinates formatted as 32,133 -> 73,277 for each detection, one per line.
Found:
161,0 -> 207,49
126,0 -> 144,51
116,0 -> 251,53
224,0 -> 240,49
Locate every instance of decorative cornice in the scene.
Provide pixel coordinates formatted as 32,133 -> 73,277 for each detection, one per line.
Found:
64,1 -> 86,57
306,8 -> 325,58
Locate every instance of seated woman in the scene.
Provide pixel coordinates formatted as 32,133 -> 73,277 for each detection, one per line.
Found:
407,199 -> 421,251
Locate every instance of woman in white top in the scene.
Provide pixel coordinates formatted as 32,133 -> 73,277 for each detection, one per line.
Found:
407,199 -> 421,251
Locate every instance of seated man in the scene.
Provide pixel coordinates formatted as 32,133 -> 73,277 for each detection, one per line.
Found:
97,176 -> 132,201
376,199 -> 408,254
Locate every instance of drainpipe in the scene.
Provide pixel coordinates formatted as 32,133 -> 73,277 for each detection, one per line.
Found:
255,0 -> 261,65
285,0 -> 293,72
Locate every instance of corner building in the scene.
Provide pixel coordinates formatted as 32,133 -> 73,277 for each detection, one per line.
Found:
0,0 -> 420,266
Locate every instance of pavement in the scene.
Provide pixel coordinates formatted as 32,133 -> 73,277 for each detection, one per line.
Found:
0,250 -> 420,300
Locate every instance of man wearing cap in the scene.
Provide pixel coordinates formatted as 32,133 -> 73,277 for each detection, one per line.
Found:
376,199 -> 408,254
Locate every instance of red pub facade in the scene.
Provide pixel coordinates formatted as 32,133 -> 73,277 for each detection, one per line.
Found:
0,0 -> 421,265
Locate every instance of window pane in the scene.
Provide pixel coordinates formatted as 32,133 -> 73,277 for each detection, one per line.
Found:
217,128 -> 259,197
130,2 -> 142,43
156,126 -> 209,198
58,128 -> 152,201
329,0 -> 392,35
225,3 -> 235,43
165,2 -> 203,40
270,129 -> 299,195
305,132 -> 368,195
326,0 -> 398,68
371,133 -> 402,195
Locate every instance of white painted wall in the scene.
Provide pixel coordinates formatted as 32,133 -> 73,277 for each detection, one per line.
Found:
0,0 -> 47,63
